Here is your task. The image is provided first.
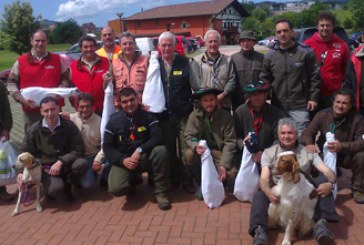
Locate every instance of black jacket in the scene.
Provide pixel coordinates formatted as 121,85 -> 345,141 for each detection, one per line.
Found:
158,54 -> 197,118
103,107 -> 163,167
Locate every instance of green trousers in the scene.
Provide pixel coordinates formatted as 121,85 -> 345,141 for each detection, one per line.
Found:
108,145 -> 171,196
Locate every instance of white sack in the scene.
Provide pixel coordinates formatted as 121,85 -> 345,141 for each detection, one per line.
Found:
323,132 -> 337,199
100,82 -> 116,142
233,146 -> 260,202
0,141 -> 18,186
200,140 -> 225,209
142,51 -> 166,113
20,87 -> 78,107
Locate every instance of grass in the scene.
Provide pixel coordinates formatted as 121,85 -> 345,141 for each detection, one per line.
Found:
0,43 -> 72,71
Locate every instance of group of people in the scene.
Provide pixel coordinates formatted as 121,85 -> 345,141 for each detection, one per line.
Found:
0,10 -> 364,245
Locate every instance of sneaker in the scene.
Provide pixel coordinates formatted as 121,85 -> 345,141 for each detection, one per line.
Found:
353,191 -> 364,204
155,193 -> 171,210
0,186 -> 14,201
313,219 -> 334,245
253,226 -> 268,245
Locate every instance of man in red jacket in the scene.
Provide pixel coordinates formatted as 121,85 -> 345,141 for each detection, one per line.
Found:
304,11 -> 350,112
7,30 -> 69,132
70,36 -> 109,116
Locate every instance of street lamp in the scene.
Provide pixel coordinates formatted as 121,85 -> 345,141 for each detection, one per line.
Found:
116,12 -> 124,34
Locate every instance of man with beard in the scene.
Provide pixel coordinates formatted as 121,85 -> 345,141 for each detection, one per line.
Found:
96,26 -> 121,62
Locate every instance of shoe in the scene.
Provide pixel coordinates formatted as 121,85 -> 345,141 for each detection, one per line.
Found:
195,186 -> 203,201
155,193 -> 171,210
127,186 -> 136,197
182,182 -> 196,194
0,186 -> 14,201
99,179 -> 108,188
253,226 -> 268,245
353,191 -> 364,204
313,219 -> 334,245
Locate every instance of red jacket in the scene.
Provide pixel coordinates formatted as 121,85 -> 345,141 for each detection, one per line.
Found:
351,46 -> 363,112
18,52 -> 64,112
304,33 -> 350,96
70,56 -> 109,112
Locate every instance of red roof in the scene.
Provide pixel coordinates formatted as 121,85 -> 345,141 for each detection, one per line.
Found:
125,0 -> 249,20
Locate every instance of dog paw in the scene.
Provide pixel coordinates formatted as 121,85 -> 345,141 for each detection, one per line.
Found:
282,241 -> 291,245
11,211 -> 19,217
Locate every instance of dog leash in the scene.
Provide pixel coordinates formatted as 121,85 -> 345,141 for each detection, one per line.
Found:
300,169 -> 318,199
21,185 -> 31,207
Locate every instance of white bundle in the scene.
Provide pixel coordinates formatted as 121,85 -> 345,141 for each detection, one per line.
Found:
20,87 -> 78,106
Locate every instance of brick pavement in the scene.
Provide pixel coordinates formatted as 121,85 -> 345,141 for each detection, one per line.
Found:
2,95 -> 364,245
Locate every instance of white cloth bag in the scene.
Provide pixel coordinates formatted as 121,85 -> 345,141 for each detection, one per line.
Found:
0,141 -> 17,186
233,146 -> 260,202
100,82 -> 116,142
323,132 -> 337,199
20,87 -> 78,107
142,51 -> 166,113
199,140 -> 225,209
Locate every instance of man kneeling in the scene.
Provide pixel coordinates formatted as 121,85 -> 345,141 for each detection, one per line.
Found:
103,88 -> 171,210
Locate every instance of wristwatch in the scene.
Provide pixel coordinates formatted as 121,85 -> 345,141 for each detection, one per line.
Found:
329,180 -> 336,190
136,147 -> 143,154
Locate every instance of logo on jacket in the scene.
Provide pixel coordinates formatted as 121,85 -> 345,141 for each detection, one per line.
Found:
45,65 -> 55,69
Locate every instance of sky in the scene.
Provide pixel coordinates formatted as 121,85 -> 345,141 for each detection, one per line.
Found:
0,0 -> 290,27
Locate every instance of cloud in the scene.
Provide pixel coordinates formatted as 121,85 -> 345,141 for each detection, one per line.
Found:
56,0 -> 141,20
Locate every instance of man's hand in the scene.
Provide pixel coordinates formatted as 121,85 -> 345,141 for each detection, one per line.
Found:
59,112 -> 70,120
195,145 -> 205,155
306,101 -> 317,111
49,160 -> 63,176
327,140 -> 342,153
267,186 -> 280,205
316,182 -> 332,197
130,150 -> 142,162
252,151 -> 263,163
122,157 -> 139,170
217,166 -> 227,181
102,72 -> 112,89
0,130 -> 10,141
92,161 -> 103,173
305,144 -> 317,153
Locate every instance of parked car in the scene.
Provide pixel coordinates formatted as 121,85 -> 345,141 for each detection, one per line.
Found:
195,36 -> 204,47
351,32 -> 363,43
0,52 -> 76,85
186,37 -> 201,51
293,26 -> 359,51
135,37 -> 155,57
257,36 -> 276,48
151,35 -> 187,56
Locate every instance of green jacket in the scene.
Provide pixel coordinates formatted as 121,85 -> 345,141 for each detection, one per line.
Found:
0,83 -> 12,132
184,108 -> 236,169
190,53 -> 236,108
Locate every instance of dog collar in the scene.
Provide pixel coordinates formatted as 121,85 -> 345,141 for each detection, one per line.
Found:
27,161 -> 40,170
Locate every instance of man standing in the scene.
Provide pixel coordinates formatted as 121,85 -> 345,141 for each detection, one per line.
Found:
231,31 -> 264,109
96,27 -> 121,62
103,88 -> 171,210
20,97 -> 88,200
184,88 -> 236,199
0,82 -> 14,201
7,30 -> 69,132
305,11 -> 350,110
234,81 -> 285,164
156,31 -> 198,192
70,36 -> 109,116
191,29 -> 236,110
112,32 -> 148,105
301,89 -> 364,204
249,118 -> 338,245
344,32 -> 364,115
260,19 -> 320,134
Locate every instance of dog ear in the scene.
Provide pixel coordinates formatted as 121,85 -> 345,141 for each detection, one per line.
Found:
291,155 -> 300,183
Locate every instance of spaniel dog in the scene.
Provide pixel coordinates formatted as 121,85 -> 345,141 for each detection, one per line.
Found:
268,151 -> 317,245
12,152 -> 42,216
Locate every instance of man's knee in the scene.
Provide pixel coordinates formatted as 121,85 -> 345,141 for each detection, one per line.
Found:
108,166 -> 130,196
71,158 -> 89,179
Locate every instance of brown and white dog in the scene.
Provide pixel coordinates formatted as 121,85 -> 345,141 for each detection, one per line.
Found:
12,152 -> 42,216
268,151 -> 317,245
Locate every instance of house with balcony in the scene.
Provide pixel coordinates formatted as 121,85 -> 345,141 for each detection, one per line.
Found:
108,0 -> 249,44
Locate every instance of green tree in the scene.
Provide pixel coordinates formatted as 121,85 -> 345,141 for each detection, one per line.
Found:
349,0 -> 364,30
343,17 -> 353,29
242,17 -> 260,32
252,7 -> 269,22
0,0 -> 41,55
242,1 -> 255,15
49,19 -> 82,44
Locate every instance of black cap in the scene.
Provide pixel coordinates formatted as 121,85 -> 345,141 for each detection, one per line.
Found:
192,88 -> 222,99
243,80 -> 271,94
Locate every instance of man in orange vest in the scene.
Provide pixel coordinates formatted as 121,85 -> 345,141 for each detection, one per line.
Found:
96,27 -> 121,62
